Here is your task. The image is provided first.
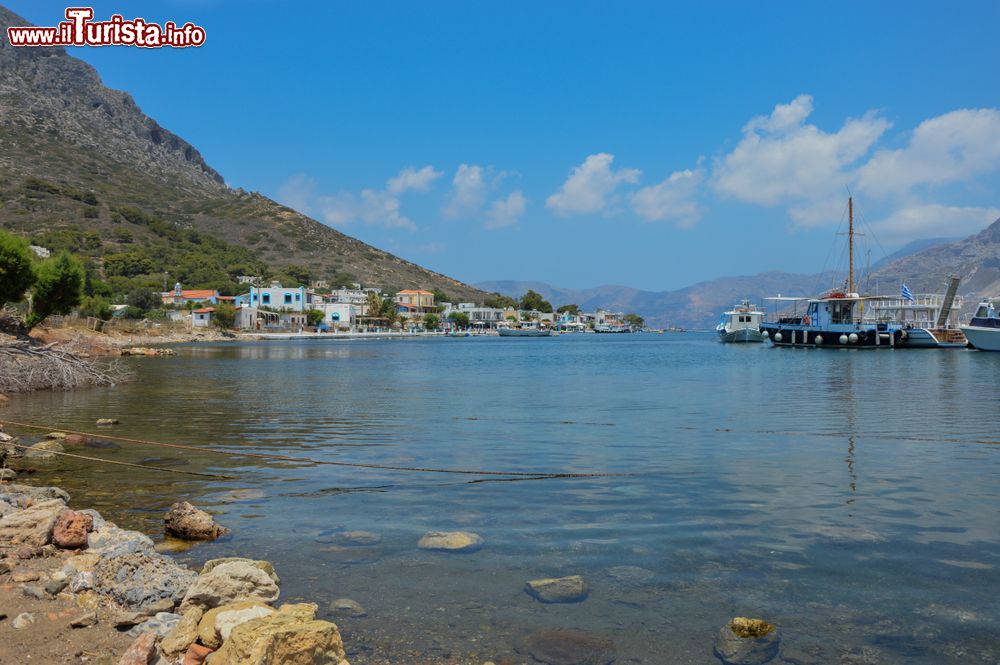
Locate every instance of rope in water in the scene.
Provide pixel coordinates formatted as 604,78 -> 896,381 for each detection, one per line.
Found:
1,440 -> 235,479
0,418 -> 627,479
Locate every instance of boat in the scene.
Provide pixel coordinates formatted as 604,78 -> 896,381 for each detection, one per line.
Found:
961,299 -> 1000,351
760,197 -> 904,349
447,331 -> 471,337
717,299 -> 766,343
861,278 -> 967,348
498,327 -> 552,337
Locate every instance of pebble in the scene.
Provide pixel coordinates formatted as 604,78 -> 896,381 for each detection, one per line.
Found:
95,418 -> 120,426
12,612 -> 35,629
118,631 -> 157,665
0,468 -> 15,481
45,576 -> 69,595
70,610 -> 98,628
12,571 -> 41,583
22,585 -> 45,600
330,598 -> 367,618
417,531 -> 484,552
126,611 -> 181,638
525,575 -> 590,603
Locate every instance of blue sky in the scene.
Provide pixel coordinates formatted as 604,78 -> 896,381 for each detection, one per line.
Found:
9,1 -> 1000,291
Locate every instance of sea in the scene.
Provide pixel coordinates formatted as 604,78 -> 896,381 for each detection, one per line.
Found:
4,333 -> 1000,664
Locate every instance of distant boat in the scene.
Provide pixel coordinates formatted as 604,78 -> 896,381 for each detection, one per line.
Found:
760,197 -> 904,349
717,299 -> 766,343
498,327 -> 552,337
447,331 -> 471,337
961,299 -> 1000,351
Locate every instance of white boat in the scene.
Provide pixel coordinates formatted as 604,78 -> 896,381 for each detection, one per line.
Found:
862,278 -> 967,348
498,327 -> 552,337
717,299 -> 766,343
961,300 -> 1000,351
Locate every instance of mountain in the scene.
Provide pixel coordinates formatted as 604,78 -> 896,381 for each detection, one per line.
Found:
480,219 -> 1000,328
0,6 -> 483,301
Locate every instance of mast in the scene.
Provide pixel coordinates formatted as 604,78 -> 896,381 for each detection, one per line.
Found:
848,197 -> 854,294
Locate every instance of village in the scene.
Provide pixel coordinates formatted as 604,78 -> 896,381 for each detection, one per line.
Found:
155,280 -> 642,334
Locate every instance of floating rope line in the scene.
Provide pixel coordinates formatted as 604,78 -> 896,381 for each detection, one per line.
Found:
2,440 -> 235,479
712,427 -> 1000,447
0,419 -> 627,479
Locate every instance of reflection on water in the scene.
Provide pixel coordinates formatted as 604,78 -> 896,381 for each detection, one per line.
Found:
4,335 -> 1000,663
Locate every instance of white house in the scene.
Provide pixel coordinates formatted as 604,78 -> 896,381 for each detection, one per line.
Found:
314,303 -> 357,330
440,303 -> 507,329
245,283 -> 314,311
192,307 -> 214,327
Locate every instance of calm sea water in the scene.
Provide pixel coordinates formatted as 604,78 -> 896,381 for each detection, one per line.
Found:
4,334 -> 1000,664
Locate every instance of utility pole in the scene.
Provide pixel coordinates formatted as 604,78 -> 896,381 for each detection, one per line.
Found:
848,197 -> 854,294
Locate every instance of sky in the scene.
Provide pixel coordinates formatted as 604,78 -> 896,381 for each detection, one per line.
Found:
8,1 -> 1000,291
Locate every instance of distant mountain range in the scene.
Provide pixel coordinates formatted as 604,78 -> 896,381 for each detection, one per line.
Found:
478,225 -> 999,329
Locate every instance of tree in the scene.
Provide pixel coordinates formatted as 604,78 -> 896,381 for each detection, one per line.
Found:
128,288 -> 161,313
213,302 -> 237,329
557,303 -> 580,315
284,265 -> 310,285
484,293 -> 518,309
27,251 -> 85,329
624,313 -> 645,329
449,311 -> 470,329
306,309 -> 325,327
79,295 -> 113,321
364,291 -> 382,317
379,296 -> 399,326
423,313 -> 440,330
0,230 -> 35,308
431,288 -> 452,305
103,251 -> 154,277
520,289 -> 553,313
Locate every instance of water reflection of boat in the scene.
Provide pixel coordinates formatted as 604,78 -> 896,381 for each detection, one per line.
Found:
961,299 -> 1000,351
716,299 -> 766,343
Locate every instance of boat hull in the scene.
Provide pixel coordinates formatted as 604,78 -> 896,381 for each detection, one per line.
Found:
760,324 -> 903,349
961,325 -> 1000,351
898,327 -> 967,348
498,329 -> 552,337
717,327 -> 766,343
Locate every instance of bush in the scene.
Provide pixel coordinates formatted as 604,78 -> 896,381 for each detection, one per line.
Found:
127,288 -> 161,313
423,313 -> 440,330
0,229 -> 35,308
78,295 -> 113,320
27,251 -> 85,329
213,302 -> 236,329
306,309 -> 325,327
119,305 -> 146,319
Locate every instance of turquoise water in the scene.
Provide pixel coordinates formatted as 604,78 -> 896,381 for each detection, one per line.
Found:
5,334 -> 1000,663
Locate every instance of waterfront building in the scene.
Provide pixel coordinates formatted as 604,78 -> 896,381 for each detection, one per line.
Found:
395,290 -> 436,314
192,307 -> 214,327
161,282 -> 220,306
440,303 -> 507,329
243,283 -> 316,312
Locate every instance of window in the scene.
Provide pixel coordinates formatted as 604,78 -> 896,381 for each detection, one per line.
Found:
284,294 -> 292,304
295,294 -> 301,302
262,294 -> 270,304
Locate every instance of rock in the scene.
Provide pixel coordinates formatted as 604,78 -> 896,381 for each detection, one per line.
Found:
0,468 -> 15,481
12,612 -> 35,629
45,575 -> 69,595
88,525 -> 155,557
330,598 -> 367,618
0,394 -> 8,405
525,575 -> 590,603
12,570 -> 42,582
216,603 -> 278,644
161,606 -> 203,656
607,565 -> 655,587
53,509 -> 94,549
200,557 -> 279,585
25,439 -> 65,459
70,610 -> 98,628
22,585 -> 45,599
183,643 -> 213,665
13,544 -> 42,559
0,560 -> 9,575
96,418 -> 120,426
332,530 -> 382,546
70,571 -> 95,592
0,498 -> 66,547
44,431 -> 68,440
114,612 -> 148,629
79,509 -> 107,531
516,628 -> 616,665
713,617 -> 781,665
64,434 -> 90,446
209,603 -> 347,665
164,501 -> 229,541
117,631 -> 157,665
0,484 -> 70,503
417,530 -> 484,552
126,611 -> 181,638
146,597 -> 177,614
94,550 -> 197,611
197,600 -> 273,649
180,559 -> 280,611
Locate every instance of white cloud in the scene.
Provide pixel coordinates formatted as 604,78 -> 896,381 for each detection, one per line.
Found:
546,153 -> 641,216
630,167 -> 703,227
857,109 -> 1000,197
276,174 -> 317,215
442,164 -> 487,219
485,191 -> 527,229
713,95 -> 890,212
387,165 -> 443,194
315,192 -> 356,227
412,241 -> 447,254
870,204 -> 1000,242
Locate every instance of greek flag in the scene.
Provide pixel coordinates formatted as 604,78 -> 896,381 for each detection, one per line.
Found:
901,283 -> 915,302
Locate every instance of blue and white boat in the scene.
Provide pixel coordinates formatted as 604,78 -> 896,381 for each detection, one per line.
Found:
717,299 -> 766,343
961,300 -> 1000,351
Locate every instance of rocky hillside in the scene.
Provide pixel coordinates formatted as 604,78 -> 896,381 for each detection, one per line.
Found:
0,6 -> 483,300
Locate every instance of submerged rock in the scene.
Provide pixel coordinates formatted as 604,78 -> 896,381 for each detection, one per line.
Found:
24,439 -> 64,460
525,575 -> 590,603
164,501 -> 229,541
330,598 -> 367,618
331,530 -> 381,546
95,418 -> 120,426
181,559 -> 280,611
516,628 -> 616,665
417,530 -> 484,552
713,617 -> 780,665
606,565 -> 655,587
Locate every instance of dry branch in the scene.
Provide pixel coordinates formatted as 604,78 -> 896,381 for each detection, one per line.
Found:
0,340 -> 132,393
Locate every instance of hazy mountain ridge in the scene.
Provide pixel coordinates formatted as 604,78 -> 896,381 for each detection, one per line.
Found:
0,6 -> 484,300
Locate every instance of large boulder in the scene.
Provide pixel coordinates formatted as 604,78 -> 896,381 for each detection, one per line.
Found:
161,607 -> 204,657
53,509 -> 94,549
88,525 -> 155,558
94,550 -> 197,611
417,530 -> 483,552
164,501 -> 229,541
209,603 -> 348,665
197,600 -> 276,649
0,497 -> 66,547
0,484 -> 70,504
200,557 -> 279,585
713,617 -> 781,665
24,439 -> 64,460
180,559 -> 280,611
525,575 -> 589,603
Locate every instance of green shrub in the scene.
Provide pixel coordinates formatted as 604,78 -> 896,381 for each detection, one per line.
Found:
27,251 -> 85,329
0,229 -> 35,307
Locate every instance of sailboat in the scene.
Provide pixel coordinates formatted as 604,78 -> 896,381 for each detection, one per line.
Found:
760,198 -> 904,349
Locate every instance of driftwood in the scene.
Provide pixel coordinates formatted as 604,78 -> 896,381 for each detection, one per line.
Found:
0,340 -> 131,393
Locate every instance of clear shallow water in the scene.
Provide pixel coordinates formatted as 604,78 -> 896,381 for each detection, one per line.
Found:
4,334 -> 1000,663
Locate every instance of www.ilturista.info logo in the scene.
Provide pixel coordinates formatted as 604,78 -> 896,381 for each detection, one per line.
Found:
6,7 -> 206,48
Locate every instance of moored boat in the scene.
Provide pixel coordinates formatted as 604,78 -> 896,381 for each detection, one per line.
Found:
862,278 -> 967,348
961,300 -> 1000,351
498,327 -> 552,337
717,299 -> 766,343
